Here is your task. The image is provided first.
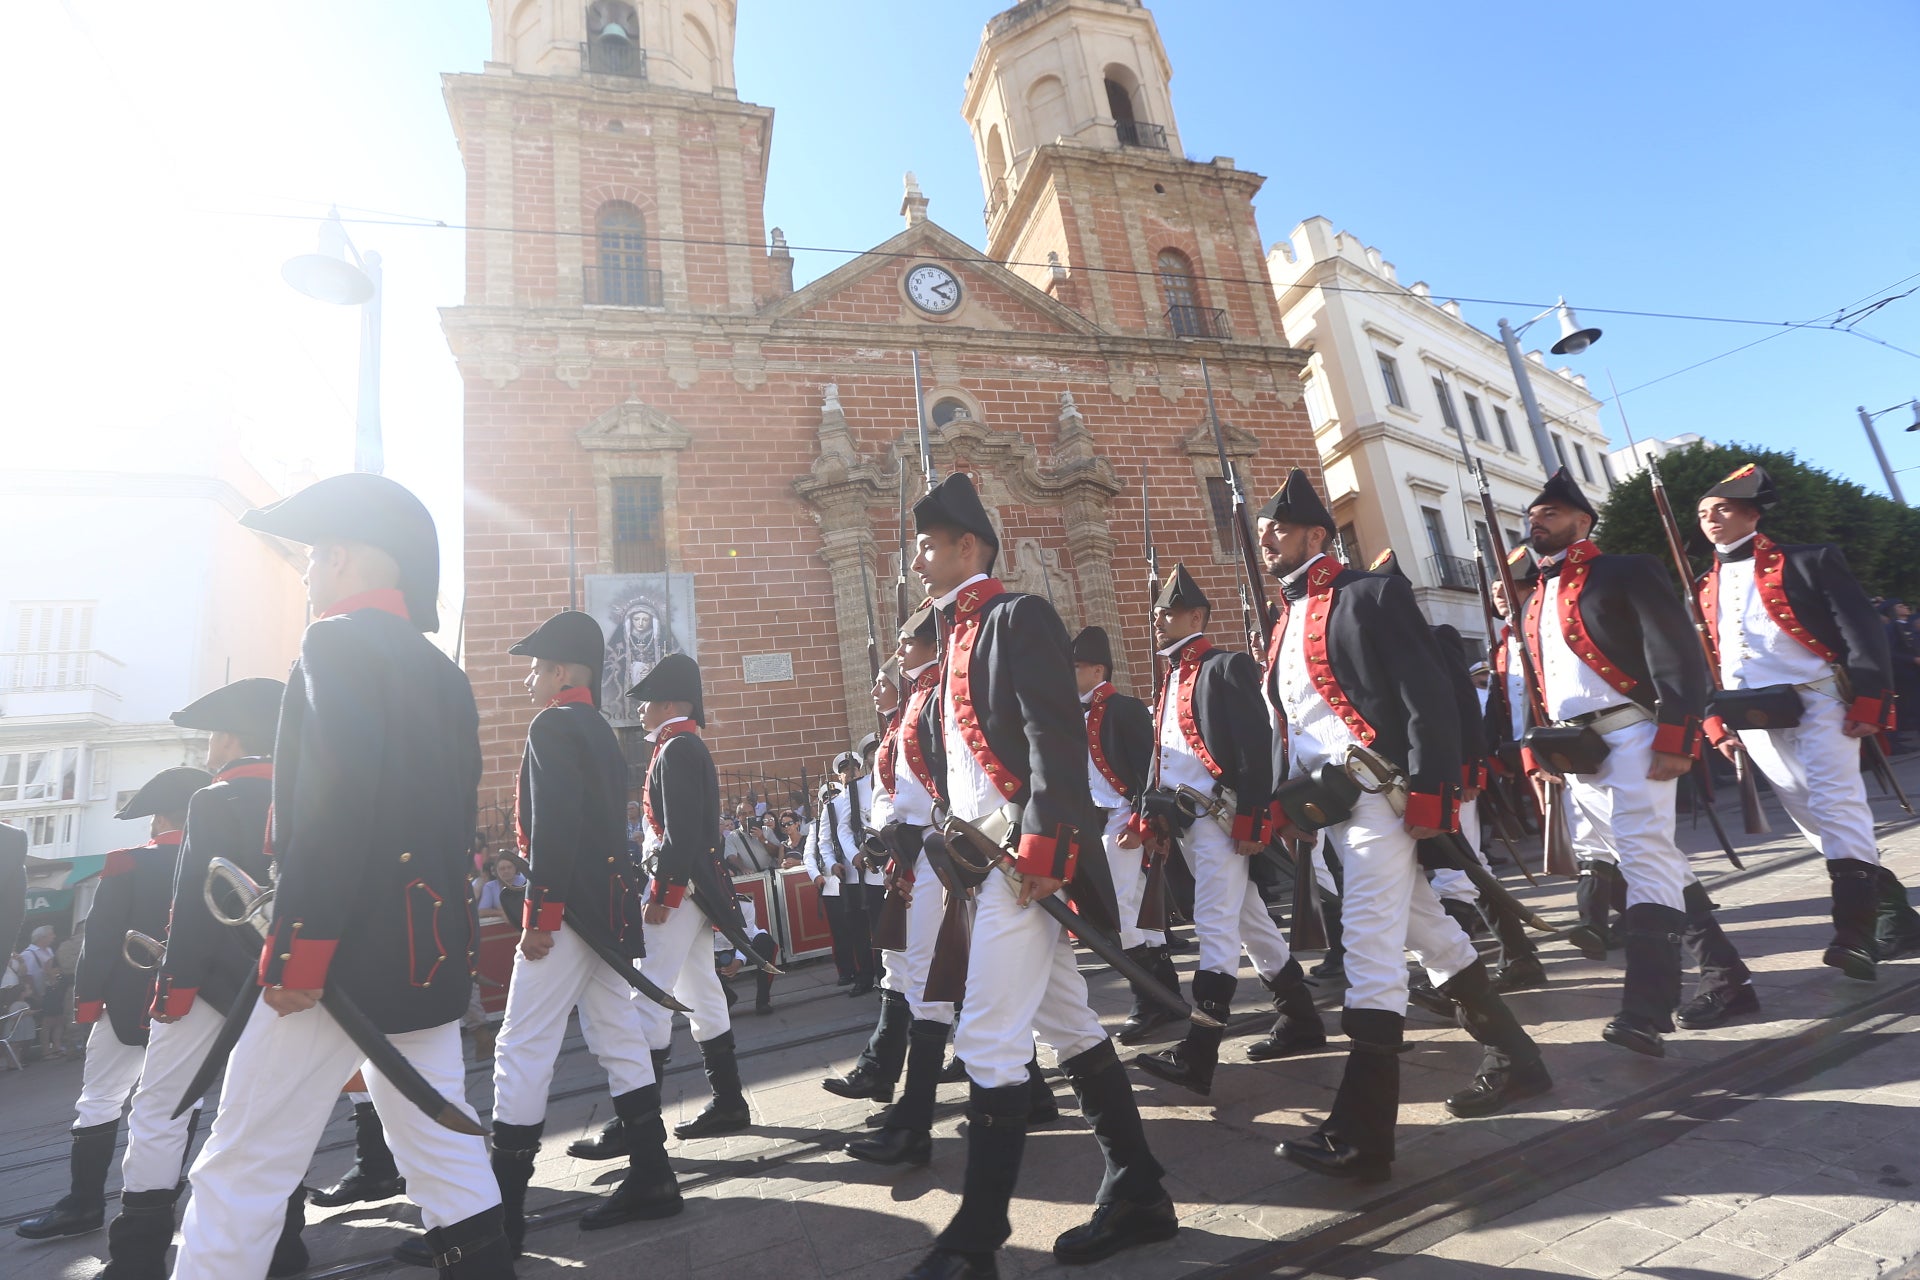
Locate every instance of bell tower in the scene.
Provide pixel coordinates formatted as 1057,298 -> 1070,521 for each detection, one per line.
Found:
962,0 -> 1284,346
489,0 -> 738,93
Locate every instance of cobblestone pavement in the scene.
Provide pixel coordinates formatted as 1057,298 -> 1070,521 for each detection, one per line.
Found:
4,752 -> 1919,1280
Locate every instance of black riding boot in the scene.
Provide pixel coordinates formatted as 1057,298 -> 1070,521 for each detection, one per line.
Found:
1676,881 -> 1759,1027
1135,969 -> 1235,1096
754,967 -> 773,1015
1025,1056 -> 1059,1125
16,1118 -> 118,1238
488,1121 -> 541,1255
1488,894 -> 1547,991
1279,1008 -> 1401,1182
1117,944 -> 1184,1045
1051,1040 -> 1177,1264
310,1101 -> 405,1206
100,1188 -> 178,1279
421,1206 -> 517,1278
1439,960 -> 1551,1118
1824,859 -> 1881,980
825,989 -> 908,1101
1311,891 -> 1346,978
922,1082 -> 1029,1271
1246,958 -> 1327,1061
267,1185 -> 309,1278
1568,859 -> 1617,958
1441,896 -> 1488,939
847,1018 -> 948,1166
582,1084 -> 683,1229
1874,866 -> 1920,960
673,1031 -> 750,1139
1606,902 -> 1685,1056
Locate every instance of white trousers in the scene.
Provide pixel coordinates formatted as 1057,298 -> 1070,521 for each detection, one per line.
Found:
1563,720 -> 1689,910
122,998 -> 221,1192
629,901 -> 730,1050
175,1004 -> 495,1280
879,848 -> 957,1022
951,871 -> 1107,1089
1738,690 -> 1878,865
1101,807 -> 1164,951
1178,814 -> 1291,979
74,1020 -> 146,1128
1327,792 -> 1479,1013
1431,804 -> 1486,905
493,927 -> 655,1127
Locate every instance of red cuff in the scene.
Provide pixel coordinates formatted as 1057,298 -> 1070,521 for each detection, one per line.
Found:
524,899 -> 564,932
1703,714 -> 1732,747
1405,788 -> 1457,833
1125,812 -> 1153,842
75,1000 -> 103,1024
1650,720 -> 1700,758
1848,696 -> 1890,730
649,879 -> 686,909
1230,812 -> 1258,842
154,983 -> 198,1020
1013,830 -> 1079,883
260,937 -> 338,989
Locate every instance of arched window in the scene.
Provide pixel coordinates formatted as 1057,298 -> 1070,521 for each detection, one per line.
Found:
1105,78 -> 1136,129
595,202 -> 654,306
931,397 -> 973,428
1025,75 -> 1069,149
1159,248 -> 1199,333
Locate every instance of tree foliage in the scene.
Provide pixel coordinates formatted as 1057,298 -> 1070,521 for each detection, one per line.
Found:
1594,440 -> 1920,601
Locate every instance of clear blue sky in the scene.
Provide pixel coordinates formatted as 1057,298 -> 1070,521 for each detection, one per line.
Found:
12,0 -> 1918,593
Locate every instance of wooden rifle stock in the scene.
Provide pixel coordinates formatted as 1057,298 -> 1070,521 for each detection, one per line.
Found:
1136,848 -> 1168,934
922,887 -> 972,1005
1287,838 -> 1329,952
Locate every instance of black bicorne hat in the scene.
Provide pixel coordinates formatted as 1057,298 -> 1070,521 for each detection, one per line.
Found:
1526,466 -> 1597,524
1504,543 -> 1541,587
1070,625 -> 1115,672
240,473 -> 442,632
1367,548 -> 1409,580
1256,468 -> 1338,534
170,678 -> 286,745
510,610 -> 607,706
117,767 -> 214,821
899,604 -> 938,643
1699,462 -> 1778,512
1154,563 -> 1210,613
626,652 -> 705,727
912,473 -> 999,551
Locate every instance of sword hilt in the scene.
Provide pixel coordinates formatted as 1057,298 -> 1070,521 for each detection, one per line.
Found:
122,929 -> 167,971
204,857 -> 274,941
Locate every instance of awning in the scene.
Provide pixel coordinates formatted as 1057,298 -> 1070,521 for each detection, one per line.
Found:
61,854 -> 107,887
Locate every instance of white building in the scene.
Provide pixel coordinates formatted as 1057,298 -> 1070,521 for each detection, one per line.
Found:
0,433 -> 306,934
1269,217 -> 1615,651
1608,432 -> 1707,480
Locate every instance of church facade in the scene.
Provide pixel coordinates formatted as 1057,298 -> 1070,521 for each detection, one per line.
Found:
445,0 -> 1320,802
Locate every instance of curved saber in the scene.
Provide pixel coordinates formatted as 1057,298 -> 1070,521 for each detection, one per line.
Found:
192,858 -> 488,1138
122,929 -> 167,972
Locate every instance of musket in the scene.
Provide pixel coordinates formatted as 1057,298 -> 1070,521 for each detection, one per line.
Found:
172,858 -> 488,1136
1608,373 -> 1764,857
1466,554 -> 1541,890
1472,459 -> 1576,877
567,508 -> 579,612
911,350 -> 937,494
857,553 -> 887,731
563,905 -> 691,1013
895,465 -> 913,628
1201,362 -> 1274,636
1134,474 -> 1172,935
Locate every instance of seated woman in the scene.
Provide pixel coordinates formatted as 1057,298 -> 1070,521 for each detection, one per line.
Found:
475,855 -> 529,925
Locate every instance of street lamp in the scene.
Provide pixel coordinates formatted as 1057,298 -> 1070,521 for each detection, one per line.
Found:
1498,298 -> 1602,480
282,208 -> 384,474
1855,399 -> 1919,505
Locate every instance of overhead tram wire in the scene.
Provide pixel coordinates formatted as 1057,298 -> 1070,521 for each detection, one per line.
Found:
195,205 -> 1916,336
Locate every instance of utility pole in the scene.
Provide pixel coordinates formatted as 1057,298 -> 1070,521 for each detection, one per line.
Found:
1858,404 -> 1908,505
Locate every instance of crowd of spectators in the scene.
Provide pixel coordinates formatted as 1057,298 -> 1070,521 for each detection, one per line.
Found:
3,923 -> 77,1067
1873,598 -> 1920,753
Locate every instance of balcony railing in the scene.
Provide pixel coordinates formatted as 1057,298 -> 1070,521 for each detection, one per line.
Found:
584,264 -> 664,307
1424,554 -> 1480,593
983,180 -> 1008,225
1167,304 -> 1230,339
581,39 -> 647,79
2,650 -> 123,695
1116,119 -> 1168,150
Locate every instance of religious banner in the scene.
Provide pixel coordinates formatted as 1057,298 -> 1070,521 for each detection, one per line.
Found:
584,573 -> 698,725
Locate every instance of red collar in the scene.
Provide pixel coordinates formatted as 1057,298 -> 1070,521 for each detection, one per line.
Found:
318,588 -> 410,622
548,685 -> 595,709
1563,539 -> 1600,567
215,760 -> 274,783
151,831 -> 185,848
651,719 -> 699,746
949,578 -> 1005,618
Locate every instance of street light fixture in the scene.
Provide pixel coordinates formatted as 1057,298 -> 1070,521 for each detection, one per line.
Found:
1499,297 -> 1602,480
282,207 -> 383,475
1856,399 -> 1918,504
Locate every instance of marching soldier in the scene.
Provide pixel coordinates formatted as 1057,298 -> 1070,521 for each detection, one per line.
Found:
1695,464 -> 1920,977
1517,467 -> 1750,1052
173,473 -> 511,1279
488,610 -> 681,1253
1371,550 -> 1545,994
1068,626 -> 1179,1045
1258,470 -> 1549,1184
16,767 -> 209,1244
805,750 -> 885,996
625,653 -> 756,1140
902,473 -> 1175,1279
102,682 -> 307,1279
1134,567 -> 1324,1095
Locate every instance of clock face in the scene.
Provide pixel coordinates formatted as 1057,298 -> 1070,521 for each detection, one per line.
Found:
905,264 -> 962,315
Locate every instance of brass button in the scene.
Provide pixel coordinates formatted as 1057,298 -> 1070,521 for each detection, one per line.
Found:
608,856 -> 616,864
279,952 -> 291,962
399,852 -> 412,863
